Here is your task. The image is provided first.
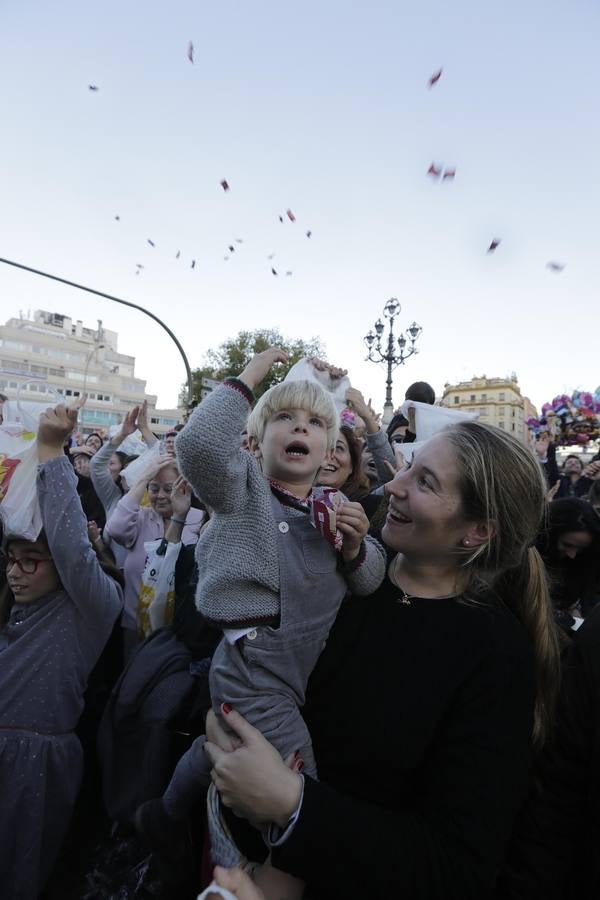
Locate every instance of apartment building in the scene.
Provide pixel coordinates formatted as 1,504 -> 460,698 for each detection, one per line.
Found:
440,374 -> 538,444
0,310 -> 182,436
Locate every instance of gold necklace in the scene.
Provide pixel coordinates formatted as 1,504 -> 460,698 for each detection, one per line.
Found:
391,556 -> 459,606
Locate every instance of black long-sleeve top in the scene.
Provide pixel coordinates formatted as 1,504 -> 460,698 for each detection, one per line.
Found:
270,577 -> 536,900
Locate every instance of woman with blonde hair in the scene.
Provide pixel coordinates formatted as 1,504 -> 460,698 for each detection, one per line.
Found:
201,420 -> 561,900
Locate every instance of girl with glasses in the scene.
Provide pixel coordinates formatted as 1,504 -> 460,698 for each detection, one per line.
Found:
0,401 -> 123,899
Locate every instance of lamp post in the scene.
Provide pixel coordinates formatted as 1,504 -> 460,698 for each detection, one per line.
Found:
364,298 -> 422,425
0,257 -> 194,408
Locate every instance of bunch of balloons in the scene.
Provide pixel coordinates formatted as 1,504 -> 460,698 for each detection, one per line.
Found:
527,389 -> 600,445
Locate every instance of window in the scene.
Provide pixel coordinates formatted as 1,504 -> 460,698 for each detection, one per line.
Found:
65,389 -> 72,396
30,365 -> 48,375
454,396 -> 459,404
499,392 -> 505,401
500,406 -> 505,415
470,394 -> 476,402
481,393 -> 487,401
499,421 -> 505,429
511,423 -> 515,431
512,409 -> 516,418
479,407 -> 487,416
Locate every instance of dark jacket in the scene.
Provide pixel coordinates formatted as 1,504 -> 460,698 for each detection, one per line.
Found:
498,605 -> 600,899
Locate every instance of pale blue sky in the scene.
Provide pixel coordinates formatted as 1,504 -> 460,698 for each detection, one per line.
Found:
1,0 -> 597,411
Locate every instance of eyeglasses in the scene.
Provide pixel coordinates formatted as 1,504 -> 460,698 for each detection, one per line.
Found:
6,555 -> 53,574
148,482 -> 174,495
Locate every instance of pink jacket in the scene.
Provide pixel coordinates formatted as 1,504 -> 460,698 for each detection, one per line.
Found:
106,493 -> 204,630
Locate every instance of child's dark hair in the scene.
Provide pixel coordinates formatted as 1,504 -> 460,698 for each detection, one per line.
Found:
405,381 -> 435,405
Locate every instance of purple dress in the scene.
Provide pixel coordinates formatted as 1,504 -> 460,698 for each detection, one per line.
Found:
0,455 -> 123,899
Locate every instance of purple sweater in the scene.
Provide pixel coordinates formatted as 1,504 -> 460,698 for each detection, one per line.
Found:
106,493 -> 204,629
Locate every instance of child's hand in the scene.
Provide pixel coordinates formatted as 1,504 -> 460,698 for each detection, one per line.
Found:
87,520 -> 102,544
37,399 -> 85,461
337,500 -> 369,562
238,348 -> 288,391
208,866 -> 267,900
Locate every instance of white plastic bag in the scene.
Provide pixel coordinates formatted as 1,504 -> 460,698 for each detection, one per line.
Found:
137,537 -> 181,638
120,440 -> 162,489
0,399 -> 44,540
398,400 -> 479,462
196,884 -> 237,900
284,358 -> 351,412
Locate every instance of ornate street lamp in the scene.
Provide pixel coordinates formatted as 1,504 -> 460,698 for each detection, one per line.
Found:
364,298 -> 422,424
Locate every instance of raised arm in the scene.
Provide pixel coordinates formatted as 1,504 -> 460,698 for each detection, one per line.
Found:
36,403 -> 122,626
89,433 -> 123,515
175,348 -> 288,513
105,458 -> 170,547
346,388 -> 396,483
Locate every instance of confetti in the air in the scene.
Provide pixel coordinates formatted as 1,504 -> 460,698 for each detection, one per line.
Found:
487,239 -> 501,253
428,68 -> 443,88
285,271 -> 293,276
220,180 -> 230,191
546,261 -> 566,272
88,85 -> 99,92
191,259 -> 196,269
114,215 -> 120,221
427,163 -> 442,179
286,209 -> 296,222
187,42 -> 194,64
175,250 -> 181,259
442,168 -> 456,180
306,230 -> 312,239
147,239 -> 156,247
271,267 -> 278,276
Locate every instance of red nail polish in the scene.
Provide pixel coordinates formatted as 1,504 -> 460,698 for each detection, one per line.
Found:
222,703 -> 233,715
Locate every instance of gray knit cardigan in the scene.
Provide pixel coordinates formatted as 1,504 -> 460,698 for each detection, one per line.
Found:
175,379 -> 386,628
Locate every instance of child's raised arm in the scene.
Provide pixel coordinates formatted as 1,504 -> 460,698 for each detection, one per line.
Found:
175,348 -> 288,513
36,402 -> 123,628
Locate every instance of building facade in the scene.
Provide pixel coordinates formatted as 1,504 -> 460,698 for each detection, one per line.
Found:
0,310 -> 182,436
440,374 -> 537,445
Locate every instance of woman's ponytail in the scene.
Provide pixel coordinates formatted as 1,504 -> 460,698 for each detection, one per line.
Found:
497,546 -> 561,748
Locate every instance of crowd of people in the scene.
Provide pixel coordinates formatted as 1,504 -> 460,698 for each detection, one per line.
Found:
0,357 -> 599,900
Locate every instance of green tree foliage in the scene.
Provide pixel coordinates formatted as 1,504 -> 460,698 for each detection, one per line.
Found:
185,329 -> 326,403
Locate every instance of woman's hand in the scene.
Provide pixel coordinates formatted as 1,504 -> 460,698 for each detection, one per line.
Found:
170,475 -> 192,519
204,707 -> 303,828
547,479 -> 561,502
207,866 -> 266,900
135,399 -> 158,446
345,387 -> 379,434
239,349 -> 288,392
37,399 -> 85,462
583,460 -> 600,480
337,500 -> 369,562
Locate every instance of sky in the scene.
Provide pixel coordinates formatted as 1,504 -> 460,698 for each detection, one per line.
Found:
0,0 -> 598,413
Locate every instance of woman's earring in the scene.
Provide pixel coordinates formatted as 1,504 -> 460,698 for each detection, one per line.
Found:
463,539 -> 470,546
